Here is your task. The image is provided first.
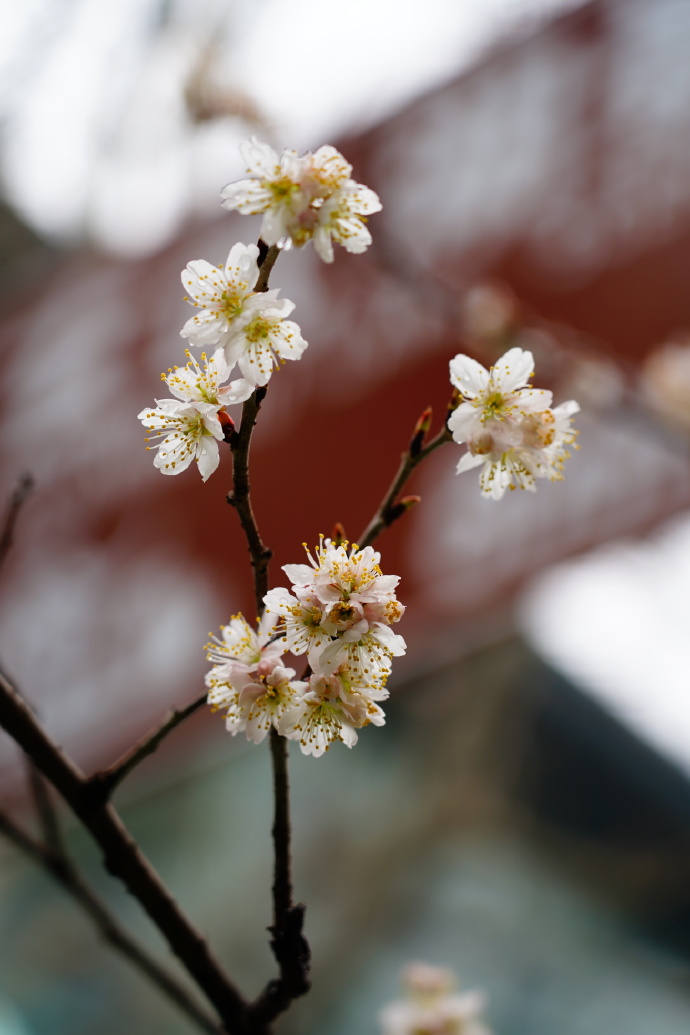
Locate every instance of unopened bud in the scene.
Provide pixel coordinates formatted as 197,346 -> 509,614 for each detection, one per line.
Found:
410,406 -> 433,455
331,521 -> 347,546
388,495 -> 421,522
218,410 -> 236,443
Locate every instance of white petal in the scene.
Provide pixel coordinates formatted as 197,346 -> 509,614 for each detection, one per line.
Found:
196,437 -> 220,482
180,309 -> 228,347
217,378 -> 254,406
456,451 -> 486,474
491,347 -> 534,392
449,354 -> 489,397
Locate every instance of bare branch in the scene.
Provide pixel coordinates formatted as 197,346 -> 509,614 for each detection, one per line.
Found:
0,670 -> 246,1031
88,692 -> 207,801
0,472 -> 33,577
0,809 -> 223,1034
357,414 -> 453,549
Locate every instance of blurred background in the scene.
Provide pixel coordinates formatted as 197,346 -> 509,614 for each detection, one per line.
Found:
1,0 -> 690,1032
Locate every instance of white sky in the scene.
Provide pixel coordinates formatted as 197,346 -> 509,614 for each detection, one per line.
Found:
0,0 -> 581,254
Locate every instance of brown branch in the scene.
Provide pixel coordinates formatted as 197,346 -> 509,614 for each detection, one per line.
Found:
246,731 -> 310,1029
227,387 -> 273,616
0,808 -> 222,1034
0,670 -> 246,1032
254,242 -> 281,293
88,692 -> 207,801
0,472 -> 33,577
357,412 -> 452,549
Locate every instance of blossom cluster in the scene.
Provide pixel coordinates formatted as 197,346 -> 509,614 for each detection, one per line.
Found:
380,962 -> 493,1035
139,138 -> 380,480
448,346 -> 579,499
221,138 -> 382,263
206,538 -> 405,756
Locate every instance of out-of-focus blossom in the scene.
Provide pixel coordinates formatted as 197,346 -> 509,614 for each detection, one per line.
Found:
220,139 -> 381,262
380,962 -> 493,1035
462,282 -> 518,343
448,347 -> 579,499
642,335 -> 690,433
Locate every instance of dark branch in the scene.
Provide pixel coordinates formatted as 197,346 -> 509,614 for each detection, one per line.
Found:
227,388 -> 273,616
0,472 -> 33,577
0,670 -> 246,1031
357,415 -> 453,549
0,809 -> 222,1034
88,692 -> 207,801
246,731 -> 310,1029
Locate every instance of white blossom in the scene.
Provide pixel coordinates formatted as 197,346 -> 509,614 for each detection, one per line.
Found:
264,537 -> 405,690
221,138 -> 381,261
180,241 -> 307,386
380,963 -> 493,1035
448,347 -> 579,499
138,350 -> 251,481
205,612 -> 305,744
278,663 -> 387,757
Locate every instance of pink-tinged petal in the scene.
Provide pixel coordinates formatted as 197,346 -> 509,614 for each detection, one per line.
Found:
217,378 -> 254,406
449,354 -> 489,397
456,451 -> 486,474
196,437 -> 220,482
491,347 -> 534,392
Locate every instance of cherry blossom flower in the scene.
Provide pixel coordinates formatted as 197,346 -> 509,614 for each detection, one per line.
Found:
312,180 -> 382,263
180,241 -> 307,385
278,663 -> 387,757
138,350 -> 252,481
448,347 -> 579,499
264,537 -> 405,689
223,302 -> 308,387
206,612 -> 305,744
220,138 -> 381,262
380,962 -> 493,1035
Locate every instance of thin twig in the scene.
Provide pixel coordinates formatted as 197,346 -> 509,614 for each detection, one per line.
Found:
227,388 -> 273,616
88,692 -> 208,801
254,242 -> 281,293
0,809 -> 222,1034
358,421 -> 452,549
0,472 -> 33,577
0,670 -> 246,1032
